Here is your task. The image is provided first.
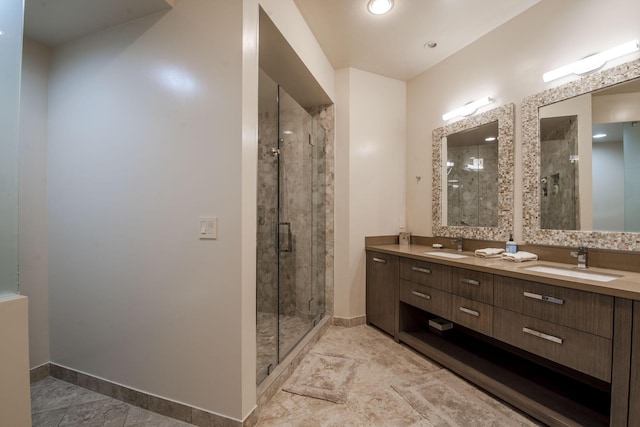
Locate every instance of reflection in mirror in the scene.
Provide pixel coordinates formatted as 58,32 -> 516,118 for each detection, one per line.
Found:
539,116 -> 579,230
592,121 -> 640,232
522,58 -> 640,250
445,121 -> 499,227
433,104 -> 514,241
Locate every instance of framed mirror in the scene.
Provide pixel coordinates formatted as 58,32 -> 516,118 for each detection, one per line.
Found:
522,58 -> 640,250
432,103 -> 515,240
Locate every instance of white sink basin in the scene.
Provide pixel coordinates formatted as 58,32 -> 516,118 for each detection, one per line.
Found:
520,265 -> 619,282
423,251 -> 468,259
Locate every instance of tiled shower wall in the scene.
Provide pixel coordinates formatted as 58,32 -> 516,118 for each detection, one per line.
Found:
256,97 -> 333,320
540,117 -> 579,230
446,143 -> 499,227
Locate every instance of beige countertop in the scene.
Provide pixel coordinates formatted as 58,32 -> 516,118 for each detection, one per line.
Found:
367,244 -> 640,301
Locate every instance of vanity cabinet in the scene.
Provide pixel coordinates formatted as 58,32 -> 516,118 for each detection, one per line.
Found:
399,259 -> 452,321
494,276 -> 614,338
366,247 -> 636,426
628,301 -> 640,425
494,308 -> 612,382
494,275 -> 614,382
451,267 -> 494,336
452,268 -> 493,304
365,251 -> 398,336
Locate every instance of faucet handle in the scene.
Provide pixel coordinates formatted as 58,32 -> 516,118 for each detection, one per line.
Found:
571,246 -> 587,256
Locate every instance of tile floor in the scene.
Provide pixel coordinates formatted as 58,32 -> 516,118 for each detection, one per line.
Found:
256,324 -> 541,426
31,324 -> 540,426
30,377 -> 194,427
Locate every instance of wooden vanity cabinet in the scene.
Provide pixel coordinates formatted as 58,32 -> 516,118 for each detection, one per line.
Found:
494,276 -> 614,338
452,268 -> 493,304
451,267 -> 494,336
628,301 -> 640,425
399,280 -> 451,320
398,258 -> 452,321
366,248 -> 636,426
494,275 -> 614,382
365,251 -> 398,336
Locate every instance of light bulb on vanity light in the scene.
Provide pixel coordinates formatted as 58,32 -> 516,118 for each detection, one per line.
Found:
442,96 -> 494,121
543,39 -> 640,83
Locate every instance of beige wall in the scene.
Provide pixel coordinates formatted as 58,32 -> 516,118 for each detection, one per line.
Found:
0,296 -> 31,426
28,0 -> 330,421
47,0 -> 255,419
19,39 -> 51,369
334,67 -> 406,320
407,0 -> 640,241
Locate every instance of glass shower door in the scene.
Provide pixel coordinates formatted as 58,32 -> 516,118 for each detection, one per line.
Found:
277,88 -> 316,359
256,70 -> 326,385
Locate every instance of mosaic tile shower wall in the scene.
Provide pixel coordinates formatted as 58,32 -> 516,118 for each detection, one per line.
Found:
540,116 -> 579,230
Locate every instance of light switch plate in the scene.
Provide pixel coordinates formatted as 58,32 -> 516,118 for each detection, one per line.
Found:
199,216 -> 217,240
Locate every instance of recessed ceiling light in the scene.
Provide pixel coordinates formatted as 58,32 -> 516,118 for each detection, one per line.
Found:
0,30 -> 5,36
367,0 -> 394,15
424,41 -> 437,49
593,133 -> 607,139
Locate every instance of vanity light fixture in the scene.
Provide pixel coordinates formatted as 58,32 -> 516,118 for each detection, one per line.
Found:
543,39 -> 640,83
593,133 -> 607,139
367,0 -> 394,15
442,96 -> 494,121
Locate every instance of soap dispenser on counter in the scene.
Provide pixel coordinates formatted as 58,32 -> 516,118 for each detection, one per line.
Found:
399,224 -> 411,247
399,231 -> 411,247
506,234 -> 517,254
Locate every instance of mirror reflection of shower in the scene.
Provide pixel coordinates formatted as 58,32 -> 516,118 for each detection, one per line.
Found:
445,121 -> 499,228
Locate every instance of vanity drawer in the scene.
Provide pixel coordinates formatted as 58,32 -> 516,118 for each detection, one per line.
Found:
400,258 -> 452,292
399,279 -> 451,320
494,276 -> 614,338
451,295 -> 493,336
494,308 -> 612,382
452,268 -> 494,304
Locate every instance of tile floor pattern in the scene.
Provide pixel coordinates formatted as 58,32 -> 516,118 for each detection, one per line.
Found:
257,324 -> 542,426
31,324 -> 541,426
30,377 -> 194,427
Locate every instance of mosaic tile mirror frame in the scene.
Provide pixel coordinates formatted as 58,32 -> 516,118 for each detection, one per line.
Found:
522,58 -> 640,250
432,103 -> 515,241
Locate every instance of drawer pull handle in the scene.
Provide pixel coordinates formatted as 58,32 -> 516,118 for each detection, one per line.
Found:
372,257 -> 387,264
460,278 -> 480,286
411,290 -> 431,300
523,327 -> 564,344
459,306 -> 479,317
412,266 -> 431,274
523,291 -> 564,305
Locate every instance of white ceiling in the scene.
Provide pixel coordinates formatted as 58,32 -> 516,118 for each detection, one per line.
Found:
294,0 -> 540,81
24,0 -> 173,47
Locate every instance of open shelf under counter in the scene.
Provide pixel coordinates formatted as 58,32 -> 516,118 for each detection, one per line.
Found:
398,318 -> 610,427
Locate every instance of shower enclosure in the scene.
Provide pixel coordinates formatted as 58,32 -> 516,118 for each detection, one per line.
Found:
256,70 -> 326,384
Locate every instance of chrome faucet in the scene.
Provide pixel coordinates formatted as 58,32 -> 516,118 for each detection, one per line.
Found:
571,246 -> 588,269
451,237 -> 464,252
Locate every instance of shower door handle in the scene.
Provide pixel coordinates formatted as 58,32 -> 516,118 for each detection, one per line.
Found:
279,222 -> 293,253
